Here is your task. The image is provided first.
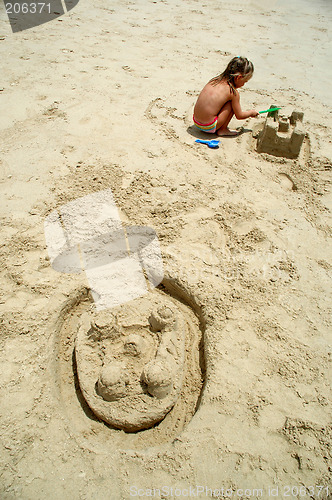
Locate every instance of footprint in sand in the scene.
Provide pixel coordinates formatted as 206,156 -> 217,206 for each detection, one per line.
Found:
279,172 -> 298,191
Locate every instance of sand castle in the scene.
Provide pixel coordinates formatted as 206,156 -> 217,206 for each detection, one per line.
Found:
257,108 -> 305,159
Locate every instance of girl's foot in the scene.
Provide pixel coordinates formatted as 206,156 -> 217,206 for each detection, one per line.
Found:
217,127 -> 239,137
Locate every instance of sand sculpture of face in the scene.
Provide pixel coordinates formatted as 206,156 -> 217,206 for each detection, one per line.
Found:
75,293 -> 186,431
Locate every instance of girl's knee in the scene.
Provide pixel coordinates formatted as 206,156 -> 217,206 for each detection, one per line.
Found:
218,101 -> 233,115
224,101 -> 233,111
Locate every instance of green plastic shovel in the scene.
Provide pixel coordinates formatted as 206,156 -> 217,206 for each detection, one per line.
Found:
259,107 -> 281,114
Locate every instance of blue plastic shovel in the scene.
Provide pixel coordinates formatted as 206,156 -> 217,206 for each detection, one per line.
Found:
195,139 -> 220,149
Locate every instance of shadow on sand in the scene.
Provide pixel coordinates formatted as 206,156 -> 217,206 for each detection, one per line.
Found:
187,125 -> 252,140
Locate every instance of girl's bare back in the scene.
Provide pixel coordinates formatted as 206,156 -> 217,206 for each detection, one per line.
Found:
193,81 -> 233,124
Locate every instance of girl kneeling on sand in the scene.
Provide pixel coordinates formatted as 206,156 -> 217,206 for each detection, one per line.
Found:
193,56 -> 259,136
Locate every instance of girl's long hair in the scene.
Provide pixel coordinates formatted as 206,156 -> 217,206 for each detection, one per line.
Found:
210,56 -> 254,93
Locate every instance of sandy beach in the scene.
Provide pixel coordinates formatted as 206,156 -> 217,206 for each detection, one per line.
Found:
0,0 -> 331,498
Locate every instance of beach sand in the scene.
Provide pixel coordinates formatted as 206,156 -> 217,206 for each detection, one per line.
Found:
0,0 -> 331,498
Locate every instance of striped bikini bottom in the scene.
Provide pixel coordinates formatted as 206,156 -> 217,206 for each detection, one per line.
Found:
193,115 -> 218,134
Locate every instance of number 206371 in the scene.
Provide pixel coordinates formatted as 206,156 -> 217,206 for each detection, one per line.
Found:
282,485 -> 329,497
5,3 -> 51,14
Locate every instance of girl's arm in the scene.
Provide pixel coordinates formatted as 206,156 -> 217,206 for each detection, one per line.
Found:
232,92 -> 258,119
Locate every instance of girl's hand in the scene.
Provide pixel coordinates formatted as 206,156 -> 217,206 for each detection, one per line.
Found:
250,109 -> 259,117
